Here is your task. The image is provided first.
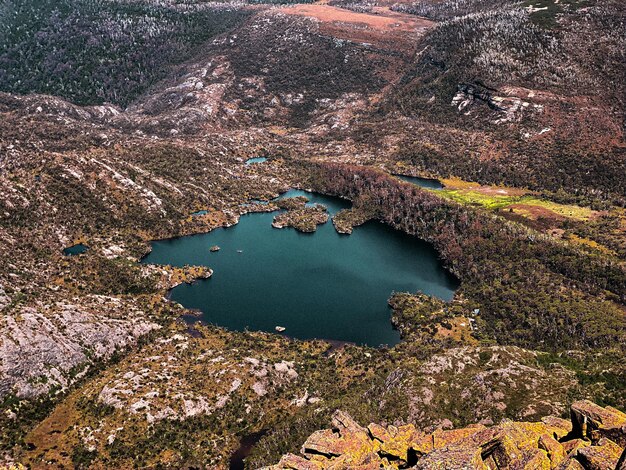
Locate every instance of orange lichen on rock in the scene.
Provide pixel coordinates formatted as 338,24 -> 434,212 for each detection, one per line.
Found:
268,402 -> 626,469
570,400 -> 626,446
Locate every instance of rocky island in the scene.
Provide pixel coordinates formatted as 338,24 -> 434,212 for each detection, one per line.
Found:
331,207 -> 377,235
272,197 -> 330,232
272,206 -> 329,233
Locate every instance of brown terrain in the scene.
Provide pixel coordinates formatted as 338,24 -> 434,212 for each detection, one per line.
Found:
279,4 -> 434,53
0,0 -> 625,468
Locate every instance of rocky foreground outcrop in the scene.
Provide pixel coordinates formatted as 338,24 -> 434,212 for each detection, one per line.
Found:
267,401 -> 626,469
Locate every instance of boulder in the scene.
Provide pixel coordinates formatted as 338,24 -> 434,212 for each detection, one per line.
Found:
562,438 -> 590,456
541,416 -> 573,440
539,433 -> 566,468
616,447 -> 626,470
575,438 -> 622,470
275,453 -> 323,470
556,458 -> 585,470
518,448 -> 551,469
301,411 -> 375,461
376,423 -> 428,463
415,445 -> 487,469
432,424 -> 486,449
570,400 -> 626,445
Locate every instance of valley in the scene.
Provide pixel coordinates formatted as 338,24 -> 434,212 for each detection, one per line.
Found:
0,0 -> 624,468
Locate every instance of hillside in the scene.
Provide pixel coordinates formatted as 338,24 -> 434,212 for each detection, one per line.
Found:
0,0 -> 624,468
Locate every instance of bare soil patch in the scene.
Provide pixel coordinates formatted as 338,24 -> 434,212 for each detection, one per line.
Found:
509,203 -> 566,221
278,5 -> 433,53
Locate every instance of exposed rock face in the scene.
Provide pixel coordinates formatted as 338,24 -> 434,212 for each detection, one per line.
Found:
451,82 -> 543,124
570,400 -> 626,447
0,296 -> 160,398
268,402 -> 626,469
617,447 -> 626,470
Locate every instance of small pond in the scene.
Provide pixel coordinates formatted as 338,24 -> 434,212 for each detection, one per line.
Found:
245,157 -> 267,165
395,174 -> 444,190
141,190 -> 458,347
63,244 -> 89,256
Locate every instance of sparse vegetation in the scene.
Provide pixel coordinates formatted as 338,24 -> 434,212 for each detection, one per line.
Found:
0,0 -> 624,467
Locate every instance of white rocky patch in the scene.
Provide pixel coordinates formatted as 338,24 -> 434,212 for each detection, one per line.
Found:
102,244 -> 125,259
0,285 -> 9,310
451,86 -> 543,124
91,158 -> 165,214
95,339 -> 302,423
0,297 -> 160,398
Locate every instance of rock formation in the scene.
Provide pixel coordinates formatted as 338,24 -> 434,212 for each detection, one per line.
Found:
268,401 -> 626,469
272,200 -> 329,233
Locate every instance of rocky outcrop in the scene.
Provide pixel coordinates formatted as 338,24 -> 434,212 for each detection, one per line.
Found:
141,264 -> 212,290
451,82 -> 543,124
272,204 -> 329,233
95,335 -> 301,424
391,346 -> 577,427
268,402 -> 626,469
570,400 -> 626,447
331,208 -> 373,235
0,297 -> 160,398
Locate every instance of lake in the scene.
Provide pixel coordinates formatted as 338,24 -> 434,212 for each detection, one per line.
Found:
141,190 -> 458,347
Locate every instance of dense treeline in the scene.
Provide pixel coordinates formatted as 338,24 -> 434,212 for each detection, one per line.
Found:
391,0 -> 518,22
0,0 -> 250,106
327,0 -> 375,12
306,163 -> 626,351
395,141 -> 626,206
225,15 -> 392,126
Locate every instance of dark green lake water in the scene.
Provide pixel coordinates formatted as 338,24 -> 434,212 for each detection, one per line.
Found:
396,175 -> 444,190
63,243 -> 89,256
141,190 -> 458,347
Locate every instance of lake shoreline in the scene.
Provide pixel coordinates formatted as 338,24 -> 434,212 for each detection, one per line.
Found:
141,189 -> 458,347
